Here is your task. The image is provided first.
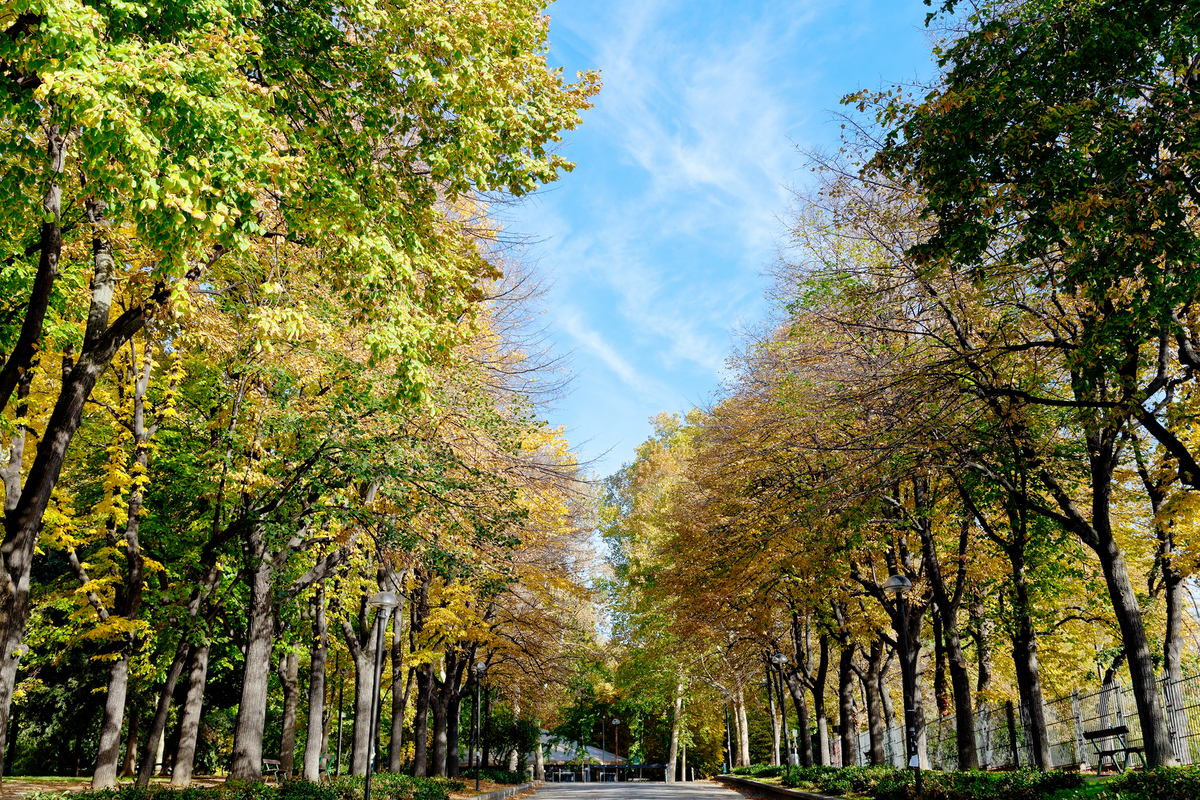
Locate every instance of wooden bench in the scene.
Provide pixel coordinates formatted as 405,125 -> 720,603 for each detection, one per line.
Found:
262,759 -> 283,783
1082,725 -> 1145,775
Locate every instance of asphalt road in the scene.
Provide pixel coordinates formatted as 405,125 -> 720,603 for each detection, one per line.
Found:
533,782 -> 746,800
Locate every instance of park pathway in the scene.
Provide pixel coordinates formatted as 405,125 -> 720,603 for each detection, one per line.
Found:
533,782 -> 746,800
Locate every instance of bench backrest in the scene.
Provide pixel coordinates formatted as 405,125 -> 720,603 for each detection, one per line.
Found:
1082,725 -> 1129,740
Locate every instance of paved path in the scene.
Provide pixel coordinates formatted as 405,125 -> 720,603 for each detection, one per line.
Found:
534,782 -> 745,800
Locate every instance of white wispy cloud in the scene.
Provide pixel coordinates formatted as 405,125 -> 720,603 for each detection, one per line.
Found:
556,308 -> 674,403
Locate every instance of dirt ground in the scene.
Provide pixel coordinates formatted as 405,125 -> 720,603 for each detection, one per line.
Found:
0,777 -> 227,799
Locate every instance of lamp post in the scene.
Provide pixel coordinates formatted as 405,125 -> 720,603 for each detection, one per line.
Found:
472,661 -> 485,791
769,653 -> 792,781
883,574 -> 921,799
612,718 -> 620,782
364,591 -> 400,800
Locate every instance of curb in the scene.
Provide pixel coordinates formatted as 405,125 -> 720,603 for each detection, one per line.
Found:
473,780 -> 542,800
714,774 -> 843,800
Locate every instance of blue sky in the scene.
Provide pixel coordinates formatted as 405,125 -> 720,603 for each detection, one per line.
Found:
514,0 -> 940,477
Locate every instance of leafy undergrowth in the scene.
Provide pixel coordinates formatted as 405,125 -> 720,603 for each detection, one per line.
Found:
1092,765 -> 1200,800
27,775 -> 466,800
456,769 -> 528,786
730,764 -> 1086,799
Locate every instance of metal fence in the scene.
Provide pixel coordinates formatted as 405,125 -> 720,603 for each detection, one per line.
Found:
845,671 -> 1200,771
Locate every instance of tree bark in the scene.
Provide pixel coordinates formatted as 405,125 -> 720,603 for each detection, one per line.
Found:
837,642 -> 859,767
93,655 -> 132,788
447,693 -> 462,778
0,124 -> 67,416
171,644 -> 210,786
783,669 -> 812,768
91,342 -> 153,789
860,641 -> 886,766
343,607 -> 379,777
389,608 -> 411,772
303,587 -> 329,781
1006,537 -> 1050,769
932,611 -> 949,717
412,664 -> 432,777
0,254 -> 187,779
279,651 -> 300,777
409,568 -> 432,776
913,480 -> 978,770
431,679 -> 448,777
969,591 -> 992,696
229,534 -> 278,781
812,634 -> 831,766
766,666 -> 780,766
735,687 -> 750,767
665,681 -> 684,782
121,705 -> 140,778
136,642 -> 190,786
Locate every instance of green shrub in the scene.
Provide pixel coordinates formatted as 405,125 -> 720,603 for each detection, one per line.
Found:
782,765 -> 901,796
461,768 -> 527,785
330,774 -> 464,800
1095,765 -> 1200,800
729,763 -> 794,779
870,768 -> 1084,800
29,775 -> 463,800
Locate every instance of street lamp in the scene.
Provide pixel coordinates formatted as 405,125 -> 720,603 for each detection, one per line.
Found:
611,718 -> 620,782
472,661 -> 486,791
883,573 -> 921,799
364,591 -> 401,800
769,653 -> 792,781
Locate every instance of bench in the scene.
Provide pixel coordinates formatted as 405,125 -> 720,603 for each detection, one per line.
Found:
262,759 -> 283,783
1082,725 -> 1145,775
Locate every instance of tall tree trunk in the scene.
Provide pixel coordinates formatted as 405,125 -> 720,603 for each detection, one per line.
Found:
665,681 -> 684,782
837,643 -> 859,767
969,591 -> 992,696
344,614 -> 378,776
0,125 -> 67,414
412,664 -> 432,777
766,667 -> 779,766
136,642 -> 190,786
944,624 -> 978,770
879,655 -> 900,766
861,641 -> 885,766
505,692 -> 519,771
389,613 -> 411,772
171,644 -> 211,786
786,611 -> 814,767
303,587 -> 329,781
83,339 -> 155,790
911,480 -> 978,771
735,688 -> 750,767
93,656 -> 132,788
431,684 -> 448,777
279,651 -> 300,777
447,693 -> 462,778
811,634 -> 831,766
784,671 -> 812,768
0,224 -> 179,778
229,543 -> 277,781
120,705 -> 140,778
1010,553 -> 1051,769
932,611 -> 949,717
